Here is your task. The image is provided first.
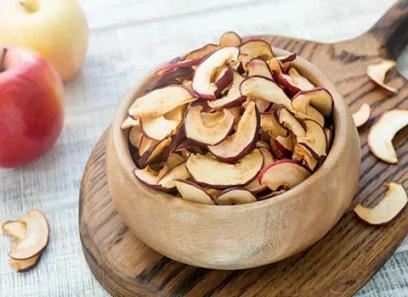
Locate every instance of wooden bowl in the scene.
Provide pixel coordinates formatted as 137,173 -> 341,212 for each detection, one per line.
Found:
106,47 -> 361,270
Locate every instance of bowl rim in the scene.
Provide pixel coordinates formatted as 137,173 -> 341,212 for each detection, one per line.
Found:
111,45 -> 352,211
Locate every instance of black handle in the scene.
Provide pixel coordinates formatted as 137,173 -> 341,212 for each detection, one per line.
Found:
368,0 -> 408,59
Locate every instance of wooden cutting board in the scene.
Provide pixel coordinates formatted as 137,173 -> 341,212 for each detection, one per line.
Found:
79,1 -> 408,296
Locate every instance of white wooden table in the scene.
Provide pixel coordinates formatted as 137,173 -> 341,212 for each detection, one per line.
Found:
1,0 -> 408,296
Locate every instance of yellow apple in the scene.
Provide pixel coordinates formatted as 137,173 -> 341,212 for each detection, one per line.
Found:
0,0 -> 89,82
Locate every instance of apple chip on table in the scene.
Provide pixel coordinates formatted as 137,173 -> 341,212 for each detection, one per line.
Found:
121,32 -> 335,205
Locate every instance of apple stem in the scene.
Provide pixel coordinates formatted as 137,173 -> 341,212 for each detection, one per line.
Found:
0,48 -> 7,72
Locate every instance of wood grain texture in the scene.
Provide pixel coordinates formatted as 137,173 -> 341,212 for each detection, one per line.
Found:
79,1 -> 408,296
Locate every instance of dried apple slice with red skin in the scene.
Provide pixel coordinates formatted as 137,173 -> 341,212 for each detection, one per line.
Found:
184,105 -> 235,146
268,58 -> 284,75
247,58 -> 273,79
214,66 -> 233,97
219,31 -> 242,47
208,101 -> 260,162
161,126 -> 186,162
260,112 -> 288,138
288,68 -> 315,90
294,106 -> 325,127
238,40 -> 274,70
176,180 -> 214,205
133,166 -> 163,189
215,188 -> 257,205
155,57 -> 205,76
186,149 -> 264,189
141,106 -> 184,141
240,76 -> 292,110
158,163 -> 190,191
367,60 -> 397,93
192,47 -> 239,99
275,73 -> 301,96
148,67 -> 194,92
368,109 -> 408,164
259,160 -> 311,191
292,88 -> 333,117
208,71 -> 245,110
129,124 -> 143,149
9,209 -> 49,260
276,53 -> 297,68
354,182 -> 407,225
2,220 -> 26,240
129,85 -> 196,118
271,135 -> 294,158
297,120 -> 327,158
293,143 -> 319,171
138,137 -> 172,168
184,43 -> 219,61
278,108 -> 306,137
245,147 -> 275,194
9,254 -> 41,272
352,103 -> 371,128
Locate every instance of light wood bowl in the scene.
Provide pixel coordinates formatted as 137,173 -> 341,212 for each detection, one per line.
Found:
106,47 -> 361,270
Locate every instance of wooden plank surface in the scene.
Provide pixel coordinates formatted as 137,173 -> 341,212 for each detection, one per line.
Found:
1,0 -> 407,296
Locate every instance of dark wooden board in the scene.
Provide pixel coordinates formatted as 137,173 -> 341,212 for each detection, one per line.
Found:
79,1 -> 408,296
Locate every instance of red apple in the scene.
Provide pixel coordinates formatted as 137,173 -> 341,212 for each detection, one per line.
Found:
0,46 -> 64,168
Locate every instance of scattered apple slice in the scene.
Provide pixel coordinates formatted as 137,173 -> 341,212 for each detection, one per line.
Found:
278,108 -> 306,137
260,112 -> 288,138
367,60 -> 397,93
215,188 -> 257,205
240,76 -> 292,110
245,147 -> 275,193
176,180 -> 214,205
293,143 -> 319,171
247,59 -> 273,79
219,31 -> 242,47
352,103 -> 371,128
208,101 -> 260,162
354,182 -> 407,225
208,71 -> 245,109
184,43 -> 219,61
121,117 -> 139,130
141,106 -> 184,140
192,47 -> 239,99
259,160 -> 311,191
297,120 -> 327,158
129,86 -> 196,118
292,88 -> 333,117
8,209 -> 49,260
2,220 -> 26,240
238,40 -> 274,69
184,105 -> 235,145
8,254 -> 41,272
158,163 -> 190,190
186,149 -> 264,189
368,109 -> 408,163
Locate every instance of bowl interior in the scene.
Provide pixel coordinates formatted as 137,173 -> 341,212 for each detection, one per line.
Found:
112,45 -> 350,210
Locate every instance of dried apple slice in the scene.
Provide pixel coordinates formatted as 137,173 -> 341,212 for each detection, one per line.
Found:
352,103 -> 371,128
2,220 -> 26,240
219,31 -> 242,47
292,88 -> 333,117
259,160 -> 311,191
367,60 -> 397,93
208,71 -> 245,109
208,101 -> 259,162
267,58 -> 284,74
8,209 -> 49,260
155,57 -> 205,76
184,105 -> 235,145
297,120 -> 327,158
354,182 -> 407,225
148,67 -> 194,92
368,109 -> 408,163
277,54 -> 297,68
275,73 -> 301,96
186,149 -> 264,189
260,112 -> 288,138
278,108 -> 306,137
129,86 -> 196,118
293,143 -> 319,171
192,47 -> 239,99
215,188 -> 257,205
238,40 -> 274,69
138,137 -> 171,167
271,135 -> 294,158
288,68 -> 315,90
133,166 -> 163,188
245,147 -> 275,193
129,124 -> 143,149
184,43 -> 219,61
294,106 -> 325,127
158,163 -> 190,190
247,59 -> 273,79
141,106 -> 184,140
214,66 -> 233,97
176,180 -> 214,205
9,254 -> 41,272
121,117 -> 139,130
240,76 -> 292,110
